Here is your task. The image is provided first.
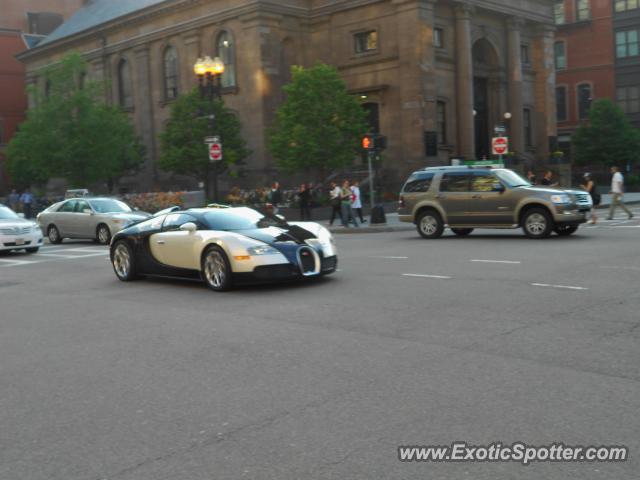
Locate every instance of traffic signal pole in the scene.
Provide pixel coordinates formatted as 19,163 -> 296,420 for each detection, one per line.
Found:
367,150 -> 375,210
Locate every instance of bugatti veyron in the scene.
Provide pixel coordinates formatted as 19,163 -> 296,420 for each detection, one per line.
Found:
109,207 -> 337,291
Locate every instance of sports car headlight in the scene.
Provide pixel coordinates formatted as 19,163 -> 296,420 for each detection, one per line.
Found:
247,245 -> 279,256
550,194 -> 570,204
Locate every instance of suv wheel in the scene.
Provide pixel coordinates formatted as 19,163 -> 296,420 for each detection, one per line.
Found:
554,225 -> 578,236
417,210 -> 444,239
451,228 -> 474,237
522,208 -> 553,239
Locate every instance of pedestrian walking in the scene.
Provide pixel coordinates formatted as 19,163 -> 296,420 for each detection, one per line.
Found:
20,188 -> 34,219
298,183 -> 311,221
268,181 -> 282,214
350,180 -> 365,223
340,180 -> 358,228
607,165 -> 633,220
8,189 -> 20,212
540,170 -> 558,187
580,173 -> 600,224
328,181 -> 344,226
526,170 -> 537,185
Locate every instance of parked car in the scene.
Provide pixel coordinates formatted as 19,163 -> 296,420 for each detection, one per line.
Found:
37,197 -> 151,245
398,166 -> 592,239
0,205 -> 43,253
109,206 -> 338,291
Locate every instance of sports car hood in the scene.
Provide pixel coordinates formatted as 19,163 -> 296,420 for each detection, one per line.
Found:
239,225 -> 317,246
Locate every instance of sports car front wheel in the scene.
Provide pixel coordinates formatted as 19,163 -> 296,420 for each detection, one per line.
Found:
111,241 -> 138,281
202,246 -> 232,292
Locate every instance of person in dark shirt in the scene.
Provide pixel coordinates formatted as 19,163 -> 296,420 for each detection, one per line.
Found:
298,183 -> 311,220
540,170 -> 558,187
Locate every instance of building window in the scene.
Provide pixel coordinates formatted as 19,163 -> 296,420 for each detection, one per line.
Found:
554,42 -> 566,70
576,0 -> 591,21
118,59 -> 133,109
577,84 -> 592,119
617,86 -> 640,113
434,28 -> 444,48
554,1 -> 566,24
616,0 -> 640,12
217,31 -> 236,88
437,101 -> 447,144
616,30 -> 639,58
354,30 -> 378,54
523,108 -> 533,146
556,86 -> 568,122
27,12 -> 63,35
362,102 -> 380,133
163,46 -> 178,101
521,44 -> 530,64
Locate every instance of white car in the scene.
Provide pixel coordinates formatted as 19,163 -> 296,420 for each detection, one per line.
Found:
0,205 -> 43,253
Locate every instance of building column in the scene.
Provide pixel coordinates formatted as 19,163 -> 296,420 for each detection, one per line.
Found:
134,46 -> 157,189
507,17 -> 525,155
455,2 -> 475,159
533,24 -> 556,162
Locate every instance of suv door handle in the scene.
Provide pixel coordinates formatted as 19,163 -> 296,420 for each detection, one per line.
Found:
156,240 -> 165,245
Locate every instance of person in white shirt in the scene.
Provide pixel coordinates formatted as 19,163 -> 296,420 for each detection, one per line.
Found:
328,181 -> 344,226
607,166 -> 633,220
350,180 -> 365,223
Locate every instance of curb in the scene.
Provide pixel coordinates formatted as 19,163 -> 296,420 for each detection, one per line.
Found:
595,200 -> 640,210
329,225 -> 414,235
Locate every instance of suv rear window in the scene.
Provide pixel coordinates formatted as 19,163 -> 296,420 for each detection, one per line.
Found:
440,172 -> 470,192
402,172 -> 434,193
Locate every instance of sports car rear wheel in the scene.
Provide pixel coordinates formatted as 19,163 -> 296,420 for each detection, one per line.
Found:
111,241 -> 138,281
202,245 -> 232,292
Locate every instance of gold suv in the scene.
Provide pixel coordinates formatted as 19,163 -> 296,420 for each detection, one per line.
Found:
398,166 -> 592,239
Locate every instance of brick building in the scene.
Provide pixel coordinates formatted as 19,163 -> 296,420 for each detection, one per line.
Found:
17,0 -> 556,193
0,0 -> 85,194
614,0 -> 640,129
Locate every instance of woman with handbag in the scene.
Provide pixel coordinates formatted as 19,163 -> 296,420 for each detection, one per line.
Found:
581,173 -> 600,224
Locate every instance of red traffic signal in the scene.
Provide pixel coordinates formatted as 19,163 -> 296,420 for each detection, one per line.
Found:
362,135 -> 373,150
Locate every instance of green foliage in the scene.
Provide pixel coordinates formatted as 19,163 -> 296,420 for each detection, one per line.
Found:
572,99 -> 640,167
7,52 -> 144,189
268,63 -> 368,175
159,89 -> 250,183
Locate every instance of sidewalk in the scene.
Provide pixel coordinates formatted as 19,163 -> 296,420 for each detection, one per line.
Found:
597,193 -> 640,209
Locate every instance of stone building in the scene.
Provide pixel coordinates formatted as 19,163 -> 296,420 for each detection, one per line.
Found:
18,0 -> 556,192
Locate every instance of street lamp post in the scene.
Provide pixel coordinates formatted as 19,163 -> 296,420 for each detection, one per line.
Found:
194,55 -> 225,202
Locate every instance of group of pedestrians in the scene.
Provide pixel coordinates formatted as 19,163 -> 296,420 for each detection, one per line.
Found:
329,179 -> 365,228
7,188 -> 34,218
580,166 -> 634,224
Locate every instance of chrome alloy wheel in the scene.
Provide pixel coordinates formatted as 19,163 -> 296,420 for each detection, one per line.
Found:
113,243 -> 131,278
48,226 -> 59,243
98,225 -> 111,245
204,250 -> 227,289
420,215 -> 439,236
525,213 -> 547,236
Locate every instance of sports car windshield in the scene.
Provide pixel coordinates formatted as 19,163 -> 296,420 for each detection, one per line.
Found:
0,206 -> 19,220
90,199 -> 132,214
495,170 -> 531,188
202,208 -> 286,231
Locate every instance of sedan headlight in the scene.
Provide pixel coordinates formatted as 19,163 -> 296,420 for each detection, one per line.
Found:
247,245 -> 279,256
550,194 -> 570,204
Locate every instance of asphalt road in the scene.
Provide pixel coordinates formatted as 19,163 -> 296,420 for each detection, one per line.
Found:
1,211 -> 640,480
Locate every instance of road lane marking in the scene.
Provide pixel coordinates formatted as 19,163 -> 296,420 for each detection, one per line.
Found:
403,274 -> 451,279
470,259 -> 521,264
531,283 -> 588,291
600,265 -> 640,271
0,259 -> 42,267
371,256 -> 409,259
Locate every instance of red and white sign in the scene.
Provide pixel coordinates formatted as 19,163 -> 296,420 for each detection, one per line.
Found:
492,136 -> 509,156
209,142 -> 223,162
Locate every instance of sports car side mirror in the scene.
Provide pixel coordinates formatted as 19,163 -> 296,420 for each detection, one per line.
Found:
180,222 -> 197,233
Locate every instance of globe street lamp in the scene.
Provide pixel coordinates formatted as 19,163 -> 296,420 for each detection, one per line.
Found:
194,55 -> 225,201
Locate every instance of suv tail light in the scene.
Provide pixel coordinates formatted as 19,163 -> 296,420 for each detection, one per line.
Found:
399,196 -> 405,208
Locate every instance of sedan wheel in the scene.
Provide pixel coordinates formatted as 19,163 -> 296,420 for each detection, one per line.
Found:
97,224 -> 112,245
111,241 -> 137,281
417,211 -> 444,239
554,225 -> 579,236
522,208 -> 553,239
48,225 -> 62,244
202,246 -> 232,291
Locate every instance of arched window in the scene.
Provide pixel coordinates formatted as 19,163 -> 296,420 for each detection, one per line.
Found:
163,46 -> 178,101
217,31 -> 236,88
118,59 -> 133,109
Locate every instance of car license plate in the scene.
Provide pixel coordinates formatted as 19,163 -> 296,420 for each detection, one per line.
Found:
15,238 -> 25,245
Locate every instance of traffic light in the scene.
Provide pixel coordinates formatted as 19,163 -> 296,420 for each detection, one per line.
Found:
362,135 -> 373,151
374,134 -> 387,151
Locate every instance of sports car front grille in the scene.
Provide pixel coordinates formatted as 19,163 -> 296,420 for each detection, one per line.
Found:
297,246 -> 319,276
0,226 -> 31,235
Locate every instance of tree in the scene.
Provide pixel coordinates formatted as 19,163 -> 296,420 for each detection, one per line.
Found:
7,53 -> 144,190
268,63 -> 368,177
159,89 -> 250,199
572,99 -> 640,168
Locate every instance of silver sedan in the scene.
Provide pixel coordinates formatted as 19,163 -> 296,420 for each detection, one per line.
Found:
37,197 -> 150,245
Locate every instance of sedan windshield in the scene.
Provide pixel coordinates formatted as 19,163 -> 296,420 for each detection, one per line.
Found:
89,199 -> 132,214
0,206 -> 19,220
495,170 -> 531,188
202,208 -> 286,231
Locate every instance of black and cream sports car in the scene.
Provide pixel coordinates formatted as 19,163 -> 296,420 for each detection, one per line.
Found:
109,207 -> 337,291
